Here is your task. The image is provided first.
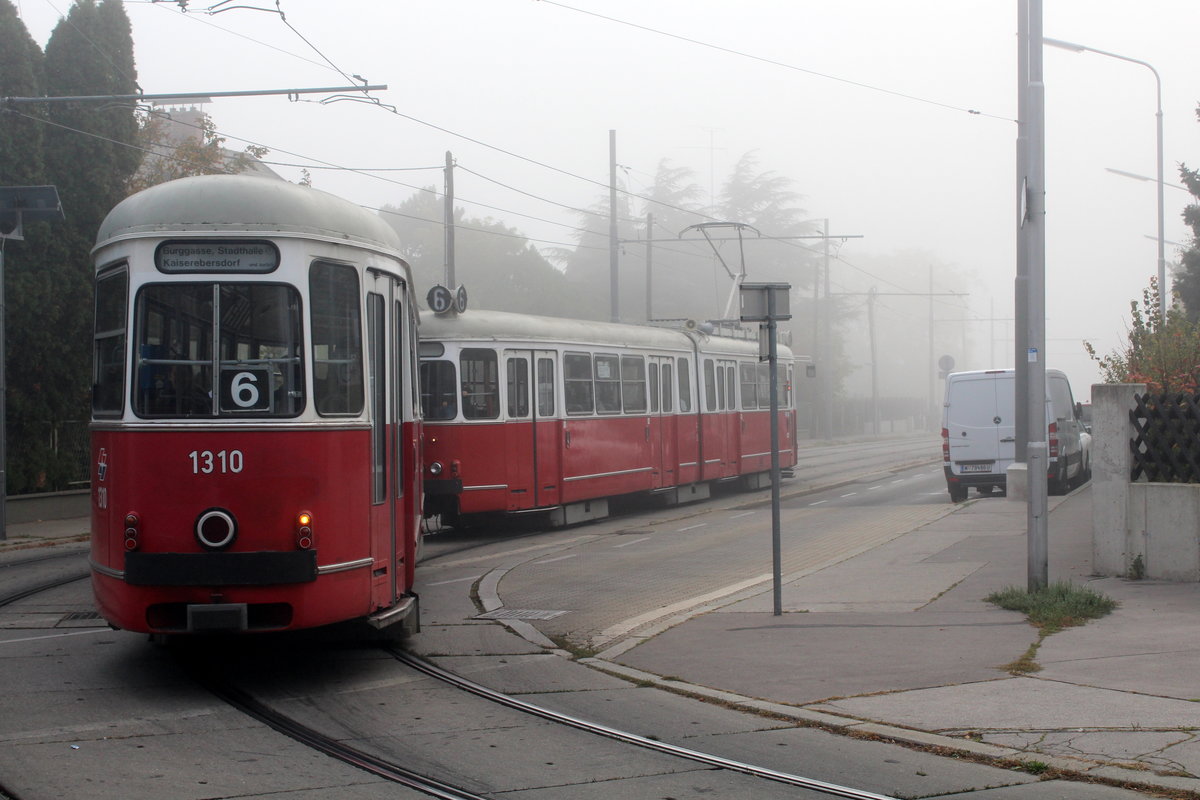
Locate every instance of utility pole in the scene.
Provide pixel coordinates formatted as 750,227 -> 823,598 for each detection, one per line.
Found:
868,287 -> 879,435
1020,0 -> 1049,591
644,212 -> 653,322
821,219 -> 833,439
444,151 -> 455,294
609,130 -> 619,323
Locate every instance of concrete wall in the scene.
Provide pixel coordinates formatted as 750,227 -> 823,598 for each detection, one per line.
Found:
1092,382 -> 1200,581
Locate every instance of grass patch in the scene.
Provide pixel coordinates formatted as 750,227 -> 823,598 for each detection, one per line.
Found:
986,581 -> 1117,635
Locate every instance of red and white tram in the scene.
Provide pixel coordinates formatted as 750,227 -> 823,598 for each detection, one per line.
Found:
418,310 -> 797,527
89,175 -> 422,635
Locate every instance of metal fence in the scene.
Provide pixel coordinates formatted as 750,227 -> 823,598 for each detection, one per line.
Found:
1131,393 -> 1200,482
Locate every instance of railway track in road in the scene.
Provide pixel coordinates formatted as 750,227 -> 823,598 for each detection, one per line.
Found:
182,637 -> 901,800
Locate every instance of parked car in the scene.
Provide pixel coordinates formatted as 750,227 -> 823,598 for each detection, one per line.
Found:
941,369 -> 1088,502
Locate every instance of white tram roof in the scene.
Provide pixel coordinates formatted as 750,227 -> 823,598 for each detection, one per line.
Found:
94,174 -> 403,254
419,309 -> 792,359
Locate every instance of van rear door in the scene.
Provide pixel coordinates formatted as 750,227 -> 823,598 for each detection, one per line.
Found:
946,373 -> 1005,473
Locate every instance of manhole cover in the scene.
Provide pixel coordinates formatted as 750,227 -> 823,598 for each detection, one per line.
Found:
475,608 -> 569,621
60,611 -> 102,622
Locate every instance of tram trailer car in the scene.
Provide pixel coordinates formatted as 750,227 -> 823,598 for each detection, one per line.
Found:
418,309 -> 798,527
89,175 -> 422,636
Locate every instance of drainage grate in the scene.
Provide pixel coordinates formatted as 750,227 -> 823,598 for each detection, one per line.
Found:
475,608 -> 569,621
60,611 -> 102,622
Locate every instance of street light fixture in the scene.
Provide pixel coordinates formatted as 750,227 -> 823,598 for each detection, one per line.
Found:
1044,36 -> 1166,299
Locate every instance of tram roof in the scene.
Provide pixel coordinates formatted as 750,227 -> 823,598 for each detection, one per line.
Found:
419,309 -> 791,358
95,174 -> 403,253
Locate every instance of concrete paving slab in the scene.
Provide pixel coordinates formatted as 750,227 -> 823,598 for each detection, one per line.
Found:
497,768 -> 851,799
935,781 -> 1166,798
407,622 -> 547,657
617,610 -> 1036,705
982,729 -> 1200,777
696,725 -> 1039,798
815,677 -> 1200,731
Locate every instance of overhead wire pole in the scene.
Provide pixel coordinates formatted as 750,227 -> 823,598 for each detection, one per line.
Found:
1026,0 -> 1050,591
609,130 -> 619,323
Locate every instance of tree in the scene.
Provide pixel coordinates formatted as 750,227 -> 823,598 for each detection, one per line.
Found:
1086,278 -> 1200,393
0,0 -> 45,188
380,187 -> 587,317
126,109 -> 270,194
1175,103 -> 1200,320
4,0 -> 140,492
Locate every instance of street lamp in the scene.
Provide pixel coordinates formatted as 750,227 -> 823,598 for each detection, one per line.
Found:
1044,37 -> 1165,299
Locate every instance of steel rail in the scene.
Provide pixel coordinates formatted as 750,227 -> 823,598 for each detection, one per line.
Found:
192,670 -> 491,800
0,571 -> 89,608
388,647 -> 898,800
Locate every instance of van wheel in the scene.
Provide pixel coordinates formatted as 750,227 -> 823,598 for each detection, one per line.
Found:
948,484 -> 968,503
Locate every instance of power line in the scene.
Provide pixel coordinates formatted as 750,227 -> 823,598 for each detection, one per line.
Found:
539,0 -> 1013,123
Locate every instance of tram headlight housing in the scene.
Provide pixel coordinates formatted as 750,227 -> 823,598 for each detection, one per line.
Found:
123,512 -> 140,551
428,461 -> 443,477
296,511 -> 314,550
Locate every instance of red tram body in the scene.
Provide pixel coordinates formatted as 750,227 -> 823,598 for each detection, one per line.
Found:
89,175 -> 422,635
418,310 -> 798,526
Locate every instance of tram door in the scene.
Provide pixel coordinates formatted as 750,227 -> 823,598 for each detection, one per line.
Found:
647,356 -> 677,489
367,274 -> 404,610
503,350 -> 560,510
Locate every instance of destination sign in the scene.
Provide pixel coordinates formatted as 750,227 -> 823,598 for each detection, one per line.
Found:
156,240 -> 279,273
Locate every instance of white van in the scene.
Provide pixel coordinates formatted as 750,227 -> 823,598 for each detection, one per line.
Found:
941,368 -> 1089,502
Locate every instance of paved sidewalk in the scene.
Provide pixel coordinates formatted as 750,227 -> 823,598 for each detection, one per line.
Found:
594,487 -> 1200,797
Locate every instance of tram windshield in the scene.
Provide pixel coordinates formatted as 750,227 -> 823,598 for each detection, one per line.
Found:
133,283 -> 303,418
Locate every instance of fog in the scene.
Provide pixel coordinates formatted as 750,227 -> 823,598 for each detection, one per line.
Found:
16,0 -> 1200,404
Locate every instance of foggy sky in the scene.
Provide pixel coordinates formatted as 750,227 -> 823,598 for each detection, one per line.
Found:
14,0 -> 1200,402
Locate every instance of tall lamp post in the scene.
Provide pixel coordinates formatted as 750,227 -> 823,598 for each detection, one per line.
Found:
1044,37 -> 1165,297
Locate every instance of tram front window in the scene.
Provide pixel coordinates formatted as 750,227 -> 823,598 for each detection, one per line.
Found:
134,283 -> 303,418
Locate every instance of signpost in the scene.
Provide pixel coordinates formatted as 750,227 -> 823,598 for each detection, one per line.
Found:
739,282 -> 791,616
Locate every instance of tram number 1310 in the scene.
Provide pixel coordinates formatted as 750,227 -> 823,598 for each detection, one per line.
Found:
189,449 -> 244,475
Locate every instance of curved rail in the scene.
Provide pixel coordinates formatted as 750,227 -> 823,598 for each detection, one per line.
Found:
189,666 -> 491,800
0,571 -> 90,608
386,646 -> 898,800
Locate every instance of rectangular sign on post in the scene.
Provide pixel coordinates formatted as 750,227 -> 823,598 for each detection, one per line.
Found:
739,283 -> 791,322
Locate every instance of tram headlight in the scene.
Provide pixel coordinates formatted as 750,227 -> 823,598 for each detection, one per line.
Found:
123,512 -> 140,551
428,461 -> 443,477
296,511 -> 314,550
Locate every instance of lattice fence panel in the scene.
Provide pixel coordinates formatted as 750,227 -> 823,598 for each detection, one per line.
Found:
1130,393 -> 1200,482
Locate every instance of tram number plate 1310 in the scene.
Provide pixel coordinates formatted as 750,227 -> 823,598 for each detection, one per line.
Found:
220,368 -> 271,412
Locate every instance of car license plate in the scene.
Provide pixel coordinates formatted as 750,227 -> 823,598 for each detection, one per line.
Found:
960,463 -> 993,473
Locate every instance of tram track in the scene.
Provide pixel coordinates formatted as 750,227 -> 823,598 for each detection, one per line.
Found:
385,645 -> 899,800
181,638 -> 900,800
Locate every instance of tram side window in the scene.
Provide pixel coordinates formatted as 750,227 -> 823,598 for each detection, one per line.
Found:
311,262 -> 363,415
740,363 -> 758,409
419,360 -> 457,419
621,355 -> 646,413
460,348 -> 499,419
715,363 -> 726,411
649,363 -> 659,413
594,354 -> 621,414
725,364 -> 736,410
537,357 -> 555,417
93,270 -> 128,415
507,357 -> 530,418
662,361 -> 674,412
757,363 -> 770,409
678,358 -> 692,413
564,353 -> 593,415
704,359 -> 717,412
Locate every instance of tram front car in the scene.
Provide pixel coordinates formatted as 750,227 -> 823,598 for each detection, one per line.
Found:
89,175 -> 422,637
